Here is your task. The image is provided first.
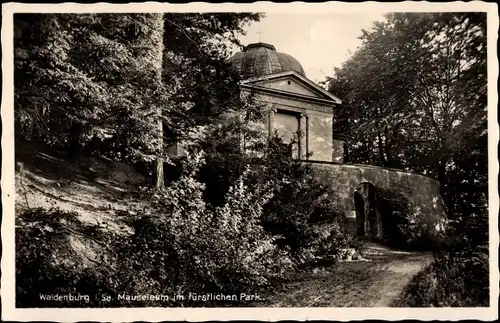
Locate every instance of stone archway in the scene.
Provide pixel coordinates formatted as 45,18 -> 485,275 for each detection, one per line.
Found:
354,182 -> 383,239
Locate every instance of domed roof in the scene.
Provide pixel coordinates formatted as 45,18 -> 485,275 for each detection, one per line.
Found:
228,43 -> 306,78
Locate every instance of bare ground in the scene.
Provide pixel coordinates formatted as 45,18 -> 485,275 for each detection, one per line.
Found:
14,142 -> 149,269
15,142 -> 147,229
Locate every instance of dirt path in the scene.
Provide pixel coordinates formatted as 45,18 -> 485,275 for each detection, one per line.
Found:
257,243 -> 432,307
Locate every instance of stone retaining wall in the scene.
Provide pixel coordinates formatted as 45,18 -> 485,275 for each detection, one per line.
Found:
308,162 -> 447,234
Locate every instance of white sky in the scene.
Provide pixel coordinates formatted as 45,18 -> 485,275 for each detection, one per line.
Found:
231,12 -> 389,83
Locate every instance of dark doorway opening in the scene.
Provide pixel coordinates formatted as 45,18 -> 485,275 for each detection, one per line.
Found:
354,182 -> 383,239
354,192 -> 365,236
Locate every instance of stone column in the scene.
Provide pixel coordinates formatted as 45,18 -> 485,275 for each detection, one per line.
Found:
299,113 -> 309,159
332,138 -> 345,164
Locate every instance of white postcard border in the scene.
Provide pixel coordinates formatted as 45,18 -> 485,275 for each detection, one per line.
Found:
2,1 -> 498,321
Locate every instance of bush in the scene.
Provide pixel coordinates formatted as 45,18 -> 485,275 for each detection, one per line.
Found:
122,152 -> 295,305
16,153 -> 295,307
398,208 -> 489,307
295,221 -> 355,266
191,118 -> 350,266
248,137 -> 348,264
400,246 -> 489,307
120,155 -> 296,305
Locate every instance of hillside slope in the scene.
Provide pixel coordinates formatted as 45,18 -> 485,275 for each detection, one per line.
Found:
15,142 -> 148,270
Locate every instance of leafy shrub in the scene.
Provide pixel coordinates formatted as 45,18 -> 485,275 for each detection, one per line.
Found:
398,207 -> 489,307
190,117 -> 349,265
256,138 -> 347,264
191,114 -> 267,208
400,246 -> 489,307
295,221 -> 354,266
117,152 -> 295,305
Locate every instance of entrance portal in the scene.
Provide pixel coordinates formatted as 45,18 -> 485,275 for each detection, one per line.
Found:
354,182 -> 383,239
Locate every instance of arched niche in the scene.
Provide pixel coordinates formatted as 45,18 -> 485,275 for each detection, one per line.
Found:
353,182 -> 383,239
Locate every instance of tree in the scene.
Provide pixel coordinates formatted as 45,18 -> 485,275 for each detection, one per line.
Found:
14,13 -> 262,185
327,13 -> 489,306
14,14 -> 165,161
327,13 -> 487,222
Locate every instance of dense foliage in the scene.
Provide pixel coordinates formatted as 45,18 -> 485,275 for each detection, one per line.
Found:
185,105 -> 349,263
16,208 -> 117,307
119,152 -> 296,305
399,244 -> 489,307
327,12 -> 488,306
14,13 -> 258,166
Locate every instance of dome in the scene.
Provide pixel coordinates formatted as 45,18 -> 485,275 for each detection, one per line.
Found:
228,42 -> 306,78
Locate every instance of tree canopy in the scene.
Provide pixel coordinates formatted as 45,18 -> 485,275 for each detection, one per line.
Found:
14,13 -> 261,166
327,12 -> 487,225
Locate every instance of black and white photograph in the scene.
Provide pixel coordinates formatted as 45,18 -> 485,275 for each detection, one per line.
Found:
1,1 -> 498,321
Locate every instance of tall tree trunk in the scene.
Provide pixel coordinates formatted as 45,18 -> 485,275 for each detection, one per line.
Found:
375,107 -> 387,166
153,13 -> 165,190
383,125 -> 395,167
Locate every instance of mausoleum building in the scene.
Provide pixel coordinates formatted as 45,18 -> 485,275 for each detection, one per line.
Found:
228,43 -> 447,239
228,42 -> 344,162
